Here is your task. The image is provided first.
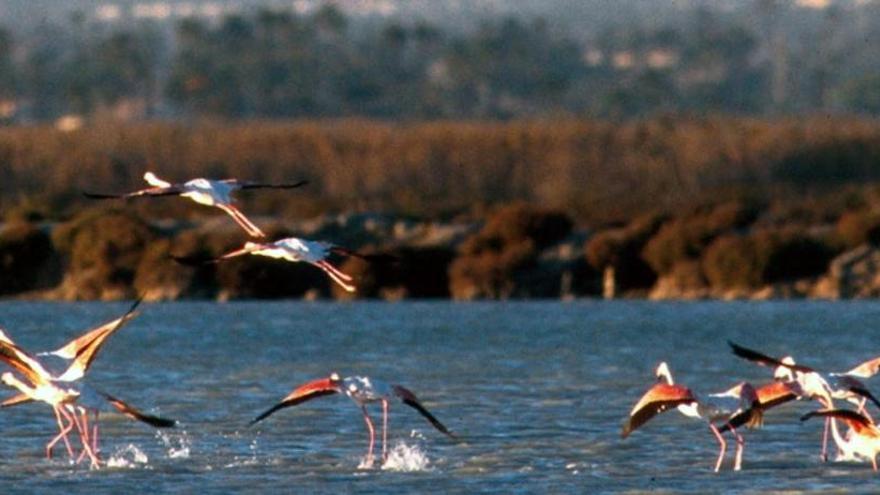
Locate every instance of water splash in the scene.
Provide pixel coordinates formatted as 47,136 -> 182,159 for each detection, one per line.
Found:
156,430 -> 192,459
105,444 -> 150,469
380,440 -> 432,472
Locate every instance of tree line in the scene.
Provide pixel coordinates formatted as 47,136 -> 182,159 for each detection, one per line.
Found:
1,3 -> 880,121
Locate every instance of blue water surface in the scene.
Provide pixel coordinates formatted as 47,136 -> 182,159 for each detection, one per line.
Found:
0,300 -> 878,493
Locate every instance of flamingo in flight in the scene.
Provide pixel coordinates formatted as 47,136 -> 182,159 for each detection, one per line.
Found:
802,409 -> 880,470
728,341 -> 880,461
0,301 -> 175,467
250,373 -> 456,468
175,237 -> 395,293
84,171 -> 308,238
622,362 -> 792,472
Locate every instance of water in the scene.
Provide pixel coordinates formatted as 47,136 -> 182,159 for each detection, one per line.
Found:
0,300 -> 878,493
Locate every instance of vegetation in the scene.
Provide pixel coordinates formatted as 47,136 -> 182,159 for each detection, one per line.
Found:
1,117 -> 880,300
3,2 -> 880,121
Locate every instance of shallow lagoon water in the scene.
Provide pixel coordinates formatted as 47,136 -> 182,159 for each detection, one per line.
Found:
0,300 -> 878,493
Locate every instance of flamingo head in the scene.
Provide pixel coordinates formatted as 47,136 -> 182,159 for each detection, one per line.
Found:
1,372 -> 14,386
655,362 -> 673,385
774,356 -> 796,381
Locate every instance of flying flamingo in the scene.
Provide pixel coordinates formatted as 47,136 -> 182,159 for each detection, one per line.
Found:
84,171 -> 308,238
802,409 -> 880,470
728,341 -> 880,461
622,362 -> 771,472
0,302 -> 175,467
175,237 -> 395,293
249,373 -> 456,467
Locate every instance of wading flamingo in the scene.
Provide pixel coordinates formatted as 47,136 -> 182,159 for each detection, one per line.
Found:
802,409 -> 880,470
250,373 -> 456,468
622,362 -> 771,472
728,341 -> 880,461
0,302 -> 175,467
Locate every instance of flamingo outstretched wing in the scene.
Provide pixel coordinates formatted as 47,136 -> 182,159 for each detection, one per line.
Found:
225,179 -> 309,190
622,383 -> 697,438
727,341 -> 814,373
47,298 -> 142,382
392,385 -> 456,439
250,377 -> 340,426
96,390 -> 176,428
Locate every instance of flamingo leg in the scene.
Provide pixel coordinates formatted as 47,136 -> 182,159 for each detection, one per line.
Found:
318,259 -> 354,282
76,409 -> 101,468
382,399 -> 389,462
218,203 -> 266,238
729,424 -> 744,471
361,405 -> 375,468
316,262 -> 356,292
76,409 -> 90,465
873,454 -> 878,472
821,417 -> 830,462
709,423 -> 727,473
91,410 -> 100,457
46,406 -> 76,460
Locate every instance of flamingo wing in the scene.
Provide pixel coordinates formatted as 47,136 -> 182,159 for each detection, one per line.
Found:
622,383 -> 697,438
755,381 -> 800,409
51,298 -> 142,382
0,392 -> 33,408
727,341 -> 814,373
83,186 -> 185,199
0,337 -> 52,385
97,390 -> 176,428
392,385 -> 456,439
249,377 -> 340,426
228,179 -> 309,190
842,356 -> 880,379
801,409 -> 880,437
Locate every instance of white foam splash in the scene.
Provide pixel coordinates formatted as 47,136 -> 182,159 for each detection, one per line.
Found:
156,430 -> 191,459
105,444 -> 150,468
380,441 -> 432,472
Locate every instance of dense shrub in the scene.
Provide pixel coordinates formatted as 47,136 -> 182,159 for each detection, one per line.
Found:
0,221 -> 60,295
702,228 -> 838,290
642,201 -> 758,275
52,209 -> 156,299
449,203 -> 571,299
584,213 -> 664,291
836,210 -> 880,249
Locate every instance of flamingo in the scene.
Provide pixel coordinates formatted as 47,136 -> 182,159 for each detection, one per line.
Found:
0,302 -> 175,467
84,171 -> 308,238
175,237 -> 395,293
728,341 -> 880,461
622,362 -> 772,472
0,299 -> 141,460
249,373 -> 456,467
801,409 -> 880,470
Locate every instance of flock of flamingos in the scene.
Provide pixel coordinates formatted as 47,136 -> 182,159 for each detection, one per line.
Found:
2,171 -> 880,473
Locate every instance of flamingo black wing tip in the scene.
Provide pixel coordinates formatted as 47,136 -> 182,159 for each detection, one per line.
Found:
82,191 -> 121,199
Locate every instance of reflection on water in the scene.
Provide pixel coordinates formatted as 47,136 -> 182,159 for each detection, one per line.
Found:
0,300 -> 878,491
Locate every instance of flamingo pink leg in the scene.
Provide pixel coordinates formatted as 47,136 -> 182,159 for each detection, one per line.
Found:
46,406 -> 76,459
709,423 -> 727,472
729,424 -> 744,471
316,262 -> 356,292
75,409 -> 100,468
361,405 -> 375,468
821,417 -> 830,462
382,399 -> 389,462
91,410 -> 99,456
